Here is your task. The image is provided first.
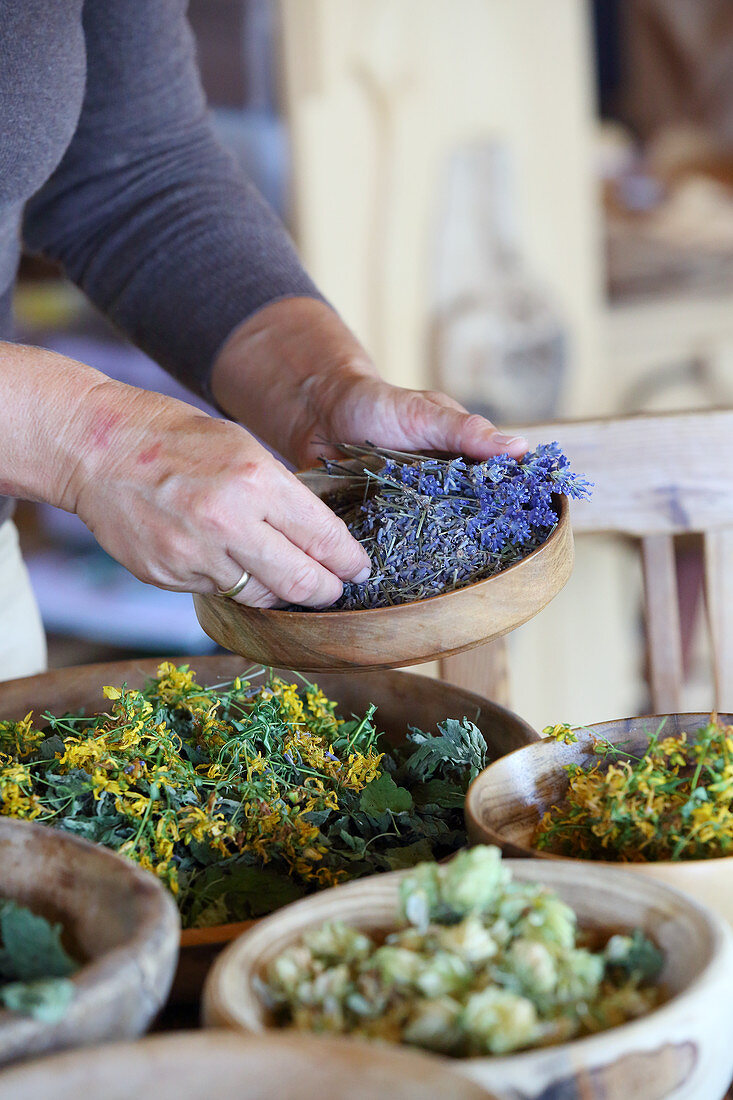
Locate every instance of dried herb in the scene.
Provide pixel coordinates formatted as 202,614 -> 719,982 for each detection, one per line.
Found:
0,665 -> 486,929
535,717 -> 733,861
262,847 -> 662,1056
305,442 -> 591,610
0,900 -> 78,1022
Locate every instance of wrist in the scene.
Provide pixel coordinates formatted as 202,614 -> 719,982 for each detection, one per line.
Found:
210,297 -> 377,462
0,343 -> 118,510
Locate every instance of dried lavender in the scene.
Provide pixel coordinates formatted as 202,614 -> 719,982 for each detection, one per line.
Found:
308,442 -> 591,611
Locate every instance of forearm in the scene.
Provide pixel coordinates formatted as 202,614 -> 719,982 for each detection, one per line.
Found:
23,0 -> 323,400
0,342 -> 105,507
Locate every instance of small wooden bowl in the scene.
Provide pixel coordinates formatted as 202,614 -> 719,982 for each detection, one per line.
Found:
201,859 -> 733,1100
465,713 -> 733,929
0,818 -> 179,1067
0,655 -> 538,1006
0,1030 -> 497,1100
193,464 -> 573,671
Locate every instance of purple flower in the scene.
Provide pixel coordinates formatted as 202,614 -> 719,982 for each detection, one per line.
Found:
305,442 -> 591,610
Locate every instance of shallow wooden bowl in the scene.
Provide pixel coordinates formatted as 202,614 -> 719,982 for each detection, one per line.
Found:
193,465 -> 573,671
465,713 -> 733,929
0,818 -> 179,1067
0,655 -> 538,1005
202,859 -> 733,1100
0,1030 -> 497,1100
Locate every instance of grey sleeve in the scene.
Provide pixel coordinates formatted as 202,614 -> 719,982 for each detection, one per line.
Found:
23,0 -> 324,400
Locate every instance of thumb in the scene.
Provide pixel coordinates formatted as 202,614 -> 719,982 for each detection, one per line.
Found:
414,394 -> 528,459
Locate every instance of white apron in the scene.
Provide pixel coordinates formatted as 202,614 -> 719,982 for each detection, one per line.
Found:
0,520 -> 47,683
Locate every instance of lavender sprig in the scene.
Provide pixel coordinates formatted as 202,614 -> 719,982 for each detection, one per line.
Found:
301,442 -> 591,611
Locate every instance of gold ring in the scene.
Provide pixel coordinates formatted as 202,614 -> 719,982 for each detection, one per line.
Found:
217,570 -> 251,599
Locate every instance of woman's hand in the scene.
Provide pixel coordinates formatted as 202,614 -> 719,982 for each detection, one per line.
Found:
63,382 -> 371,608
0,342 -> 370,609
211,298 -> 528,469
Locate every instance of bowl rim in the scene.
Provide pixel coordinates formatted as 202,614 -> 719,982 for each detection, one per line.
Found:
0,1029 -> 499,1098
0,661 -> 540,950
0,818 -> 179,1006
202,858 -> 733,1067
465,711 -> 733,869
198,495 -> 570,620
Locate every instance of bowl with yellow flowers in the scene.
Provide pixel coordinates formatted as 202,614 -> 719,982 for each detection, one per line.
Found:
0,654 -> 537,1002
465,713 -> 733,928
202,846 -> 733,1100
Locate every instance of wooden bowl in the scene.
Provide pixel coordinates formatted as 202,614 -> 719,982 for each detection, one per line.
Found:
0,818 -> 179,1067
0,1030 -> 497,1100
193,465 -> 573,671
0,655 -> 538,1005
465,713 -> 733,929
202,859 -> 733,1100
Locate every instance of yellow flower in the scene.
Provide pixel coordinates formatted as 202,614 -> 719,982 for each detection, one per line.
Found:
116,793 -> 153,819
341,751 -> 383,791
90,768 -> 125,800
103,686 -> 122,701
543,723 -> 577,744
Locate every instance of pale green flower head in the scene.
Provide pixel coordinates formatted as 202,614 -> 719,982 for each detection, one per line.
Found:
371,945 -> 424,987
399,861 -> 442,928
435,915 -> 498,965
439,846 -> 510,917
461,987 -> 538,1055
402,996 -> 463,1054
414,951 -> 471,998
508,938 -> 558,997
303,921 -> 372,964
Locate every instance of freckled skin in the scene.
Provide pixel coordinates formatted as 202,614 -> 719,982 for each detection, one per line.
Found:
137,443 -> 162,465
90,411 -> 123,448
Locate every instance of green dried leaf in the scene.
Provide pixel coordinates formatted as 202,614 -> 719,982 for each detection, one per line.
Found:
412,779 -> 466,809
405,719 -> 486,783
381,840 -> 435,870
360,773 -> 413,816
0,978 -> 75,1022
0,901 -> 77,982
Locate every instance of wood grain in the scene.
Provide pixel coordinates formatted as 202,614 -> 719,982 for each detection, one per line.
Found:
440,639 -> 511,708
515,410 -> 733,537
0,655 -> 539,1005
442,410 -> 733,710
705,529 -> 733,713
465,713 -> 733,928
0,819 -> 179,1067
642,535 -> 683,713
194,490 -> 573,672
202,859 -> 733,1100
0,1031 -> 494,1100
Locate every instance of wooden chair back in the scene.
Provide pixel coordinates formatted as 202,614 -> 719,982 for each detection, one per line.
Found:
440,410 -> 733,713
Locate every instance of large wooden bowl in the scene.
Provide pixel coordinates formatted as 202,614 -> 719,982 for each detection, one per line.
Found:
0,655 -> 538,1004
0,818 -> 179,1067
201,858 -> 733,1100
465,713 -> 733,929
0,1031 -> 496,1100
193,465 -> 573,671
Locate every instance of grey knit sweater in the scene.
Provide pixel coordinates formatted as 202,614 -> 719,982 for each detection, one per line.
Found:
0,0 -> 322,526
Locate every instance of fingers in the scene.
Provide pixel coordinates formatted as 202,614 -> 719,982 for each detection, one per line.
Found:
219,522 -> 352,609
213,560 -> 283,609
405,391 -> 528,459
317,376 -> 528,464
265,469 -> 371,583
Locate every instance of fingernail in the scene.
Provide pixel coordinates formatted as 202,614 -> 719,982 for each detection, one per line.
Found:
493,433 -> 524,447
354,565 -> 371,584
